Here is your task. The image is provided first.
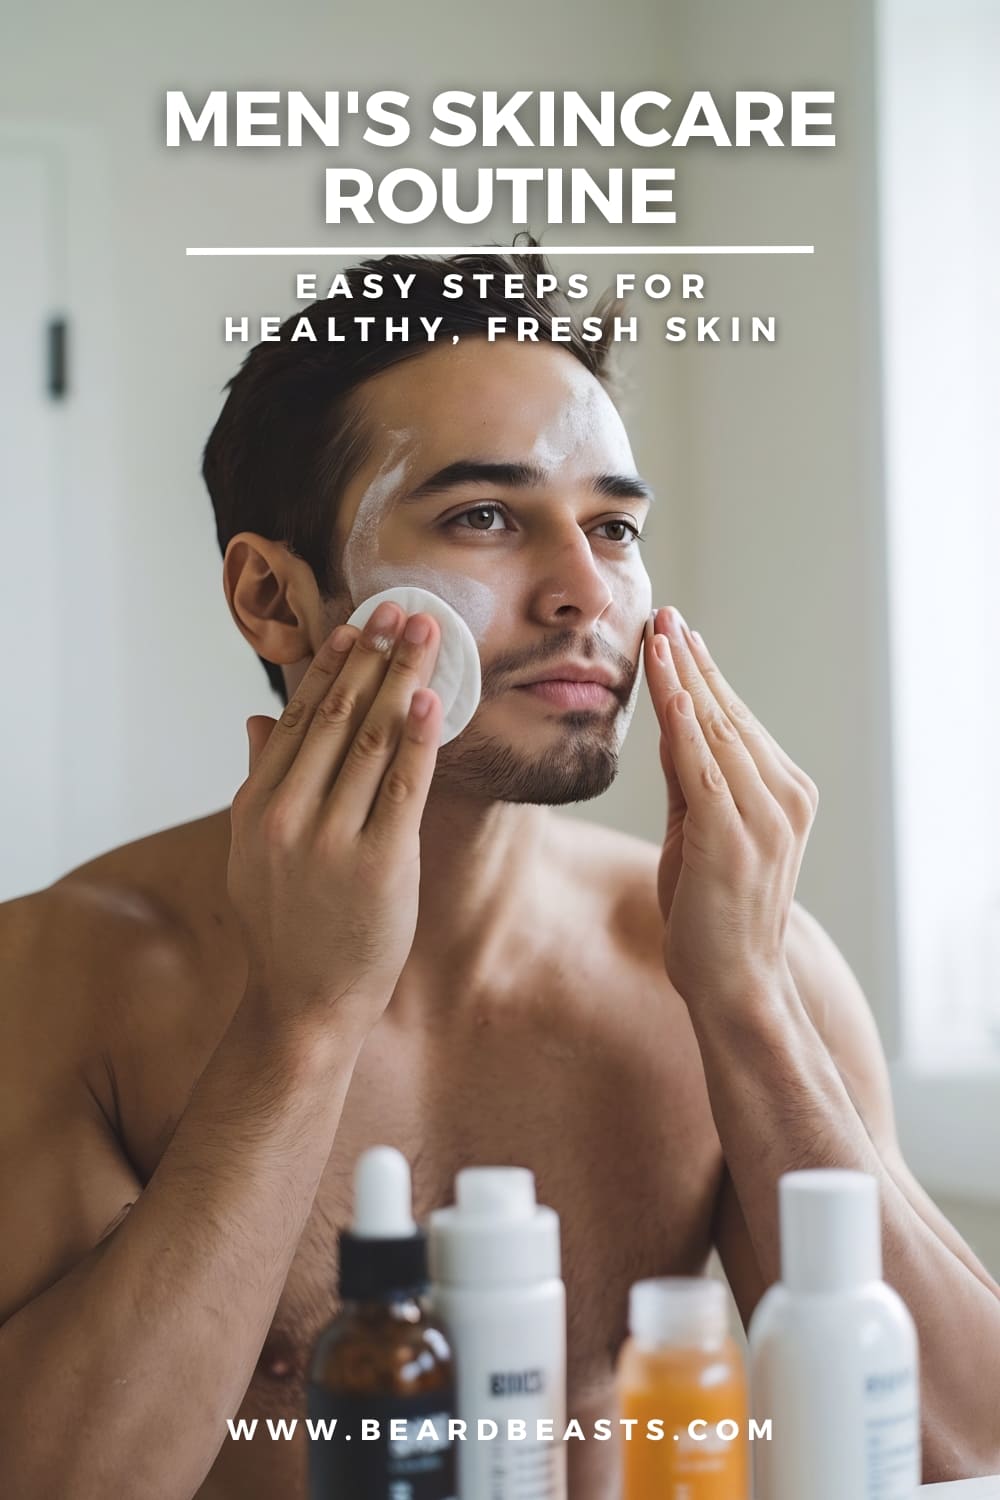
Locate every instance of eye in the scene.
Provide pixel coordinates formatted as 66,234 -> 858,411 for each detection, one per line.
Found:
446,504 -> 510,533
595,518 -> 643,545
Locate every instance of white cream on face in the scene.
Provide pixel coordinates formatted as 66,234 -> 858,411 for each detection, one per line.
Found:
522,377 -> 609,471
519,376 -> 653,627
340,369 -> 652,650
341,427 -> 415,602
612,558 -> 653,621
342,428 -> 499,643
358,560 -> 498,641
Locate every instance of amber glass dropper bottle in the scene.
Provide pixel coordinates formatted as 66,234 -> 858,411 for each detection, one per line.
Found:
308,1146 -> 456,1500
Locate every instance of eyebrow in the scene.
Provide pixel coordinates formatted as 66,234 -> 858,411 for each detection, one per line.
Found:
400,459 -> 655,505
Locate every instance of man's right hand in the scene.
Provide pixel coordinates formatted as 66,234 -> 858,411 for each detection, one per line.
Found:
227,600 -> 443,1037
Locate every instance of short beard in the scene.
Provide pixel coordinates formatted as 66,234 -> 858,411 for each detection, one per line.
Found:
435,715 -> 621,805
325,582 -> 636,805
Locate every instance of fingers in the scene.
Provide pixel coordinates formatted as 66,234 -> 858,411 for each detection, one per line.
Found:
650,613 -> 768,823
658,731 -> 684,823
246,715 -> 278,775
652,673 -> 741,848
679,619 -> 819,819
243,603 -> 443,841
322,610 -> 443,831
644,612 -> 683,720
645,620 -> 686,825
363,685 -> 443,846
654,607 -> 819,833
247,623 -> 360,794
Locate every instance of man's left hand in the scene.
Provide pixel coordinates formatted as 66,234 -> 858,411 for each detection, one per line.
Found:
644,606 -> 820,1011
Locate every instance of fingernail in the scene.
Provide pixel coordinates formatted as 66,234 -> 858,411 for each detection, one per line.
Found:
674,690 -> 691,715
404,614 -> 431,645
692,629 -> 705,648
654,634 -> 671,664
330,625 -> 354,652
366,602 -> 400,649
666,606 -> 686,638
410,689 -> 433,720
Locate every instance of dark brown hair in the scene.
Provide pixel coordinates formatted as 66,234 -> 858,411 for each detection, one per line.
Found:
202,236 -> 625,701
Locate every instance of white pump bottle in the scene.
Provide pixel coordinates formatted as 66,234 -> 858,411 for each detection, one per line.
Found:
429,1167 -> 567,1500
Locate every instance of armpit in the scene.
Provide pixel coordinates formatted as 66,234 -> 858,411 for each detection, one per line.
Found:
97,1201 -> 135,1244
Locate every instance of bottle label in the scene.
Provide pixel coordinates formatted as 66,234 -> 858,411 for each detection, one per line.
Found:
863,1365 -> 920,1499
489,1367 -> 546,1397
307,1386 -> 457,1500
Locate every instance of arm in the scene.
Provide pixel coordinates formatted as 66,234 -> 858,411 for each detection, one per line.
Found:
0,902 -> 363,1500
0,602 -> 444,1500
711,909 -> 1000,1322
645,606 -> 1000,1483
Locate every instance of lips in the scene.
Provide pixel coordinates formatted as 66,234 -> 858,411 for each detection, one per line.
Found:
517,662 -> 621,692
518,680 -> 619,709
513,662 -> 623,710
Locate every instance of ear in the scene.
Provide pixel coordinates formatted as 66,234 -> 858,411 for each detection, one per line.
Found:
222,533 -> 322,666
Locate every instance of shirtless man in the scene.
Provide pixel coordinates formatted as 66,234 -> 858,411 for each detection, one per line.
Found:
1,252 -> 998,1500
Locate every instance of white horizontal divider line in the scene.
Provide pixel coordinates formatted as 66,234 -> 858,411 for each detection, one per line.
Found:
185,245 -> 815,257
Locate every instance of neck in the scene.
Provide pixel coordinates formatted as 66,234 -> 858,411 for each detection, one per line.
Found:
404,788 -> 552,990
210,788 -> 554,1011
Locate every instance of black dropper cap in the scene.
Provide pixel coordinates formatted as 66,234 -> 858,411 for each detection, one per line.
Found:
337,1146 -> 428,1301
338,1227 -> 429,1301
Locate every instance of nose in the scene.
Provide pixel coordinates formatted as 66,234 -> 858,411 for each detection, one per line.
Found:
527,527 -> 615,630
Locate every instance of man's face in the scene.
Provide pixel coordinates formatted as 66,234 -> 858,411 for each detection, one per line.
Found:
330,337 -> 654,805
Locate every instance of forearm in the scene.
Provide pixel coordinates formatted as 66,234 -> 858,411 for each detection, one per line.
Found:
0,989 -> 364,1500
689,970 -> 1000,1479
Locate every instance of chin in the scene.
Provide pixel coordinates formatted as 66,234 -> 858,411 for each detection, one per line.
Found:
436,713 -> 624,805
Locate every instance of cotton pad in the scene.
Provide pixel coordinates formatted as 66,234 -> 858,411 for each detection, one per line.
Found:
347,586 -> 482,745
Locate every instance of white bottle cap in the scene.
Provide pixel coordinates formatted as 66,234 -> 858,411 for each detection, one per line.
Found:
352,1145 -> 417,1238
779,1169 -> 882,1293
428,1167 -> 561,1289
628,1278 -> 729,1350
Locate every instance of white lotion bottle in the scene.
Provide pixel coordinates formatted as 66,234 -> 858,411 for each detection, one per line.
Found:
428,1167 -> 567,1500
749,1169 -> 921,1500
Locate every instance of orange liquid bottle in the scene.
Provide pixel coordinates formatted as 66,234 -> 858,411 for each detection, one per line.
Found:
617,1277 -> 749,1500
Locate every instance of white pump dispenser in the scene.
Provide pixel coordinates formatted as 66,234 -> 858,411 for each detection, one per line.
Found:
429,1167 -> 567,1500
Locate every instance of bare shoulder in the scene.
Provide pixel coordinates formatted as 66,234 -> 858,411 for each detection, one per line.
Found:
3,807 -> 233,989
46,808 -> 236,949
547,816 -> 875,1025
0,819 -> 227,1321
784,901 -> 897,1147
0,874 -> 195,1095
784,901 -> 881,1047
0,811 -> 237,1125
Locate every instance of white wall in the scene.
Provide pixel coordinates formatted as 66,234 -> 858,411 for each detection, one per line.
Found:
878,0 -> 1000,1059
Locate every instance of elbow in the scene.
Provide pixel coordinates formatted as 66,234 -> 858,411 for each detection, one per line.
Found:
921,1414 -> 1000,1486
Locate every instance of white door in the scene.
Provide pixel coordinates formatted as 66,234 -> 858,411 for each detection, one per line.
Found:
0,147 -> 63,900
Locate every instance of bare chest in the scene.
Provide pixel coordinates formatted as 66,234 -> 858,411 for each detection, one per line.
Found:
110,884 -> 724,1500
192,990 -> 722,1500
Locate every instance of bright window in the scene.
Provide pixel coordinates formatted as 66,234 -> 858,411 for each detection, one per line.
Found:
878,0 -> 1000,1060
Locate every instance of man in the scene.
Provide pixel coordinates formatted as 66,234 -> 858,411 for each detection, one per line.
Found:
0,249 -> 998,1500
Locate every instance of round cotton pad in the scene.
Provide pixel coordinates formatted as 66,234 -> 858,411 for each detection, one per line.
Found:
347,586 -> 482,745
